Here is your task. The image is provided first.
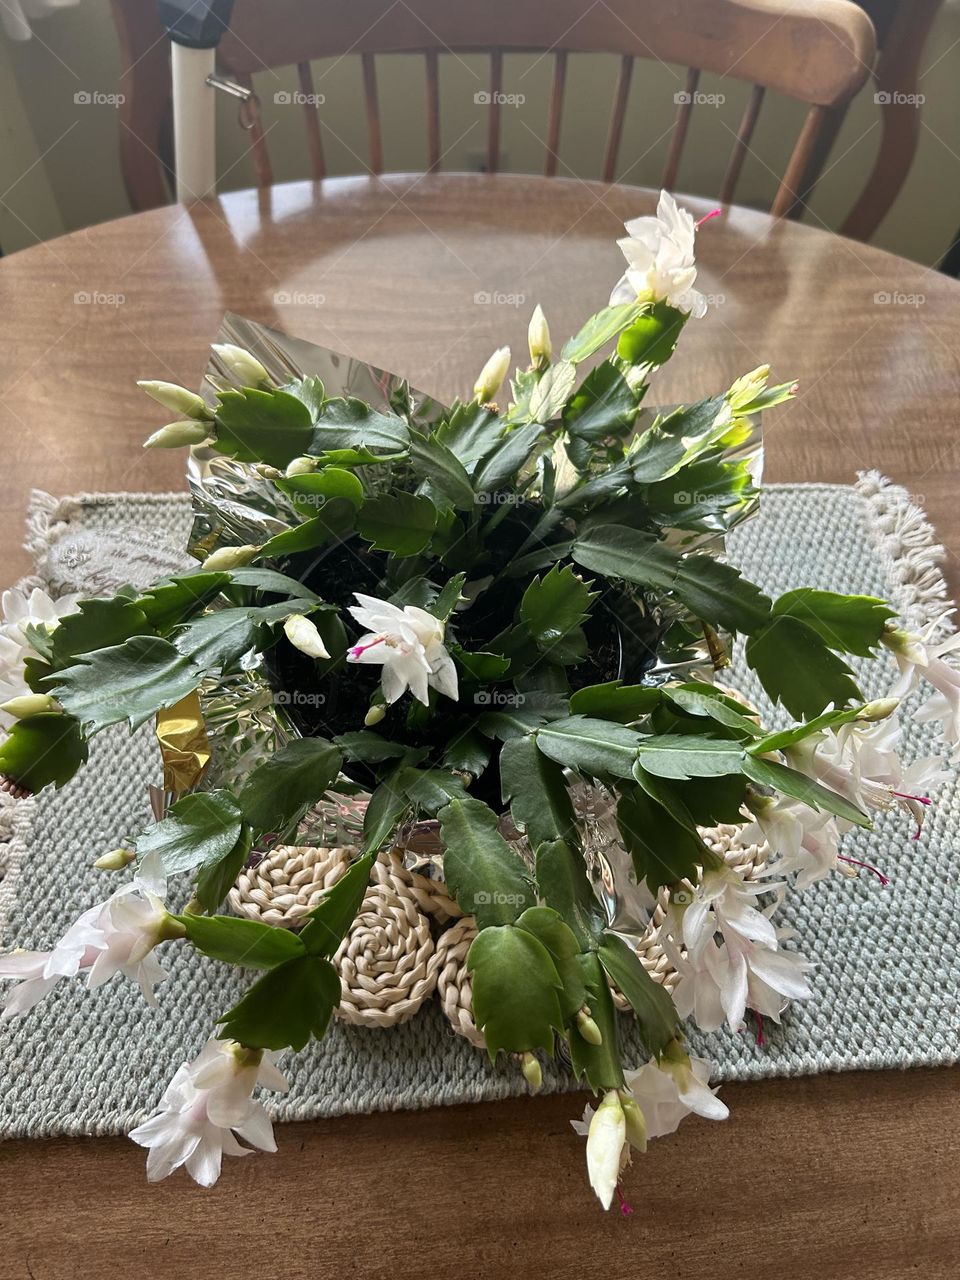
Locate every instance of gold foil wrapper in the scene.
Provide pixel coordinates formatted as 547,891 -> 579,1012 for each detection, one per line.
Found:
156,692 -> 212,794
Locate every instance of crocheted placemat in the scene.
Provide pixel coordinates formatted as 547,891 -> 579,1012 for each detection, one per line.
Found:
1,475 -> 957,1140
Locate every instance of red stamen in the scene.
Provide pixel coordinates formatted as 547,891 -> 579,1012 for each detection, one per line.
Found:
615,1184 -> 634,1217
696,208 -> 722,229
348,636 -> 385,659
837,854 -> 890,886
753,1010 -> 766,1047
892,791 -> 931,806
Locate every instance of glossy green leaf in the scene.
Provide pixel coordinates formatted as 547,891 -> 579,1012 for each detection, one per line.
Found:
0,713 -> 87,793
499,733 -> 577,849
178,910 -> 304,970
219,953 -> 341,1051
528,360 -> 577,423
259,499 -> 356,557
135,573 -> 231,634
746,616 -> 861,719
467,924 -> 565,1057
237,738 -> 342,836
741,754 -> 870,827
438,797 -> 536,926
213,386 -> 315,467
136,789 -> 244,876
51,598 -> 150,664
567,951 -> 626,1090
50,635 -> 201,733
598,932 -> 678,1056
535,715 -> 641,780
568,681 -> 661,722
515,906 -> 587,1020
635,733 -> 745,780
195,822 -> 253,913
334,731 -> 408,763
617,301 -> 687,367
520,564 -> 596,660
560,302 -> 646,363
309,396 -> 410,453
276,467 -> 364,509
771,589 -> 896,657
357,492 -> 437,556
535,838 -> 605,950
474,423 -> 545,494
408,430 -> 476,510
563,359 -> 640,441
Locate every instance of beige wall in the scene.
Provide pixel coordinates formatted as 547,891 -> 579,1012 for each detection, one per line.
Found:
1,1 -> 959,266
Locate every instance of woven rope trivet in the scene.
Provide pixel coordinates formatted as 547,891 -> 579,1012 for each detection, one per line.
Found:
230,823 -> 768,1042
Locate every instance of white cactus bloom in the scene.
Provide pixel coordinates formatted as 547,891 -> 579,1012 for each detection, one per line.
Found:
346,593 -> 458,707
609,190 -> 716,317
129,1037 -> 289,1186
0,852 -> 178,1017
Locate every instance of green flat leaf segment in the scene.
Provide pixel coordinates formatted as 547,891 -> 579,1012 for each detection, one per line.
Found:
499,734 -> 578,850
136,789 -> 245,875
237,738 -> 342,837
213,386 -> 315,467
178,912 -> 305,970
467,923 -> 565,1057
598,932 -> 678,1057
357,492 -> 437,556
219,953 -> 341,1051
438,797 -> 536,927
560,302 -> 646,363
0,713 -> 87,792
771,589 -> 896,657
746,615 -> 861,719
50,635 -> 202,733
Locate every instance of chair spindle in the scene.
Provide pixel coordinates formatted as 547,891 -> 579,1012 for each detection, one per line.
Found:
425,49 -> 441,171
661,66 -> 700,191
602,54 -> 634,183
718,83 -> 764,205
362,52 -> 383,174
297,60 -> 325,181
487,49 -> 503,173
544,50 -> 567,178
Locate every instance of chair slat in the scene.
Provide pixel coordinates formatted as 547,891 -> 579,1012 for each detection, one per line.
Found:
487,49 -> 503,173
771,103 -> 836,218
602,54 -> 634,183
718,83 -> 764,205
544,50 -> 567,178
425,49 -> 441,171
362,52 -> 383,174
661,66 -> 699,192
236,71 -> 274,189
297,61 -> 326,180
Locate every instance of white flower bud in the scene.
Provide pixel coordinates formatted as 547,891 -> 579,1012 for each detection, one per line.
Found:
364,703 -> 386,726
143,421 -> 211,450
202,544 -> 260,571
0,693 -> 59,718
619,1093 -> 647,1153
137,380 -> 208,420
586,1090 -> 626,1211
211,343 -> 270,388
285,456 -> 317,477
860,697 -> 899,722
473,346 -> 511,405
527,304 -> 551,365
576,1008 -> 603,1046
283,614 -> 331,659
94,847 -> 136,871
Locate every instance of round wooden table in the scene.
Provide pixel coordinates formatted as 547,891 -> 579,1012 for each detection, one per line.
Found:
1,175 -> 957,1278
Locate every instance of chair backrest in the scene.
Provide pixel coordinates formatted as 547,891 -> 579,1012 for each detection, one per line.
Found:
111,0 -> 876,218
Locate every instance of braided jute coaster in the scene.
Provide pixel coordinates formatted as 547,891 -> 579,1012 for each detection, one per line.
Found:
229,824 -> 768,1043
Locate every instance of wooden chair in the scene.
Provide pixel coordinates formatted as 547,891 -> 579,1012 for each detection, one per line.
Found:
111,0 -> 876,226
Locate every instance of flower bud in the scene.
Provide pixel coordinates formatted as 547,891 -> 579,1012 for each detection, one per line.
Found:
586,1090 -> 626,1211
619,1092 -> 647,1153
157,912 -> 187,942
211,343 -> 270,388
527,304 -> 551,365
473,346 -> 511,405
202,544 -> 260,571
520,1051 -> 542,1092
93,847 -> 136,871
143,421 -> 211,450
137,380 -> 208,420
860,697 -> 899,722
283,614 -> 331,659
364,703 -> 386,727
285,456 -> 317,477
0,693 -> 59,718
576,1007 -> 603,1046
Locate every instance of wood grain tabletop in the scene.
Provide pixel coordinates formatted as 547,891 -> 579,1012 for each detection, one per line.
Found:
0,174 -> 958,1279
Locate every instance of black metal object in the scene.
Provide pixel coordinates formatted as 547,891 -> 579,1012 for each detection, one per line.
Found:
156,0 -> 235,47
